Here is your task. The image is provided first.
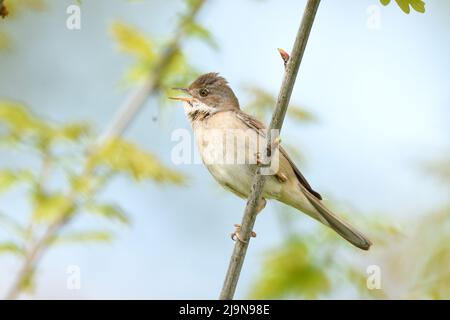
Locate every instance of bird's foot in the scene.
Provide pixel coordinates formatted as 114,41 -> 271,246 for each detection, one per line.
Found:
271,136 -> 281,150
275,172 -> 288,183
255,151 -> 263,166
231,224 -> 256,243
255,137 -> 282,165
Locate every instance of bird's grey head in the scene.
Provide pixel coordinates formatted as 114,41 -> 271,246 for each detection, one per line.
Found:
170,73 -> 240,120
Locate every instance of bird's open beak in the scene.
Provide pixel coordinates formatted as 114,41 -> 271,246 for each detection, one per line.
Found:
168,96 -> 193,103
169,87 -> 193,105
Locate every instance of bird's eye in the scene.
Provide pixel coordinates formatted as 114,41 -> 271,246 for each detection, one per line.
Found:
199,88 -> 209,97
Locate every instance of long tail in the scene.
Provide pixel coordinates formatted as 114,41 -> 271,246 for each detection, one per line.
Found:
298,189 -> 372,251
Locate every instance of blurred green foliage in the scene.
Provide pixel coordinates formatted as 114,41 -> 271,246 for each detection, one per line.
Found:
0,0 -> 47,52
0,101 -> 186,293
250,237 -> 330,299
110,0 -> 212,104
250,155 -> 450,299
244,86 -> 315,125
380,0 -> 425,14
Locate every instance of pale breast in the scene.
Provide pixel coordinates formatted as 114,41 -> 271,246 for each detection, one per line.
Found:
192,110 -> 282,199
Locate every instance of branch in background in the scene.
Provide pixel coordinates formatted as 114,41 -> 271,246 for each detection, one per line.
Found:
97,0 -> 206,144
219,0 -> 321,300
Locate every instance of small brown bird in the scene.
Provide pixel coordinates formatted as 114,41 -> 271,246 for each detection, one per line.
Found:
170,72 -> 371,250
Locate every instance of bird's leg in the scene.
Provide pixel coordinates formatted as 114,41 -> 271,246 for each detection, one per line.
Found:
275,172 -> 288,183
257,136 -> 285,183
231,198 -> 266,243
255,151 -> 262,166
269,136 -> 281,155
231,224 -> 256,243
255,137 -> 281,166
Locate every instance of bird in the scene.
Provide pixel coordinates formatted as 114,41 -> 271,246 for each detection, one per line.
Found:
170,72 -> 371,250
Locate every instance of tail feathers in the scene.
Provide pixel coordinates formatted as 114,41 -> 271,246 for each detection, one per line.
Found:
303,190 -> 372,251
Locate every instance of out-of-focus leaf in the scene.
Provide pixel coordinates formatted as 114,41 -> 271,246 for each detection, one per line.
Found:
88,138 -> 187,184
0,31 -> 11,51
419,247 -> 450,298
0,101 -> 49,135
52,230 -> 114,244
184,21 -> 218,50
185,0 -> 203,10
0,169 -> 34,192
0,242 -> 25,256
250,238 -> 330,299
55,123 -> 90,141
50,230 -> 114,245
110,21 -> 159,86
123,61 -> 152,84
110,21 -> 156,62
69,174 -> 95,194
85,203 -> 130,225
0,101 -> 91,150
19,268 -> 36,294
31,192 -> 75,222
160,48 -> 198,95
243,86 -> 315,124
379,0 -> 425,14
287,106 -> 316,123
5,0 -> 46,18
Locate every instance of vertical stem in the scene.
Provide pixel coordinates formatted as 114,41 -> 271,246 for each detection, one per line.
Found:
219,0 -> 321,300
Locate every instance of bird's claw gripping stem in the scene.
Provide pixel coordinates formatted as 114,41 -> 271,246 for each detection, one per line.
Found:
231,224 -> 256,243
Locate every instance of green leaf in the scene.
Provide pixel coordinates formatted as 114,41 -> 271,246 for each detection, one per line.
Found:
0,101 -> 91,151
19,268 -> 36,294
50,230 -> 114,245
287,106 -> 316,123
184,21 -> 218,50
88,138 -> 187,184
55,123 -> 90,141
243,86 -> 315,124
85,203 -> 130,225
69,174 -> 95,194
0,170 -> 17,191
31,192 -> 75,222
0,31 -> 12,52
160,48 -> 198,93
0,242 -> 25,256
185,0 -> 203,10
0,101 -> 48,135
110,21 -> 156,62
380,0 -> 426,14
249,238 -> 330,299
0,169 -> 34,192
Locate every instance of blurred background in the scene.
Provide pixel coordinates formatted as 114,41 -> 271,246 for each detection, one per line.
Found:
0,0 -> 449,299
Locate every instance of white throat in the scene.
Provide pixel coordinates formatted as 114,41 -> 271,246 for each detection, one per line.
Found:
183,99 -> 214,121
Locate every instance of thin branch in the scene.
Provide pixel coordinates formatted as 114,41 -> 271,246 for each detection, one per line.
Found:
5,0 -> 207,300
219,0 -> 321,300
5,214 -> 70,300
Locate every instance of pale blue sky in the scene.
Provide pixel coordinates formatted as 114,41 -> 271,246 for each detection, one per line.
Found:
0,0 -> 448,298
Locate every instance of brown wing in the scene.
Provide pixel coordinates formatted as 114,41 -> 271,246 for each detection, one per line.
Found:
235,110 -> 322,200
279,147 -> 322,200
